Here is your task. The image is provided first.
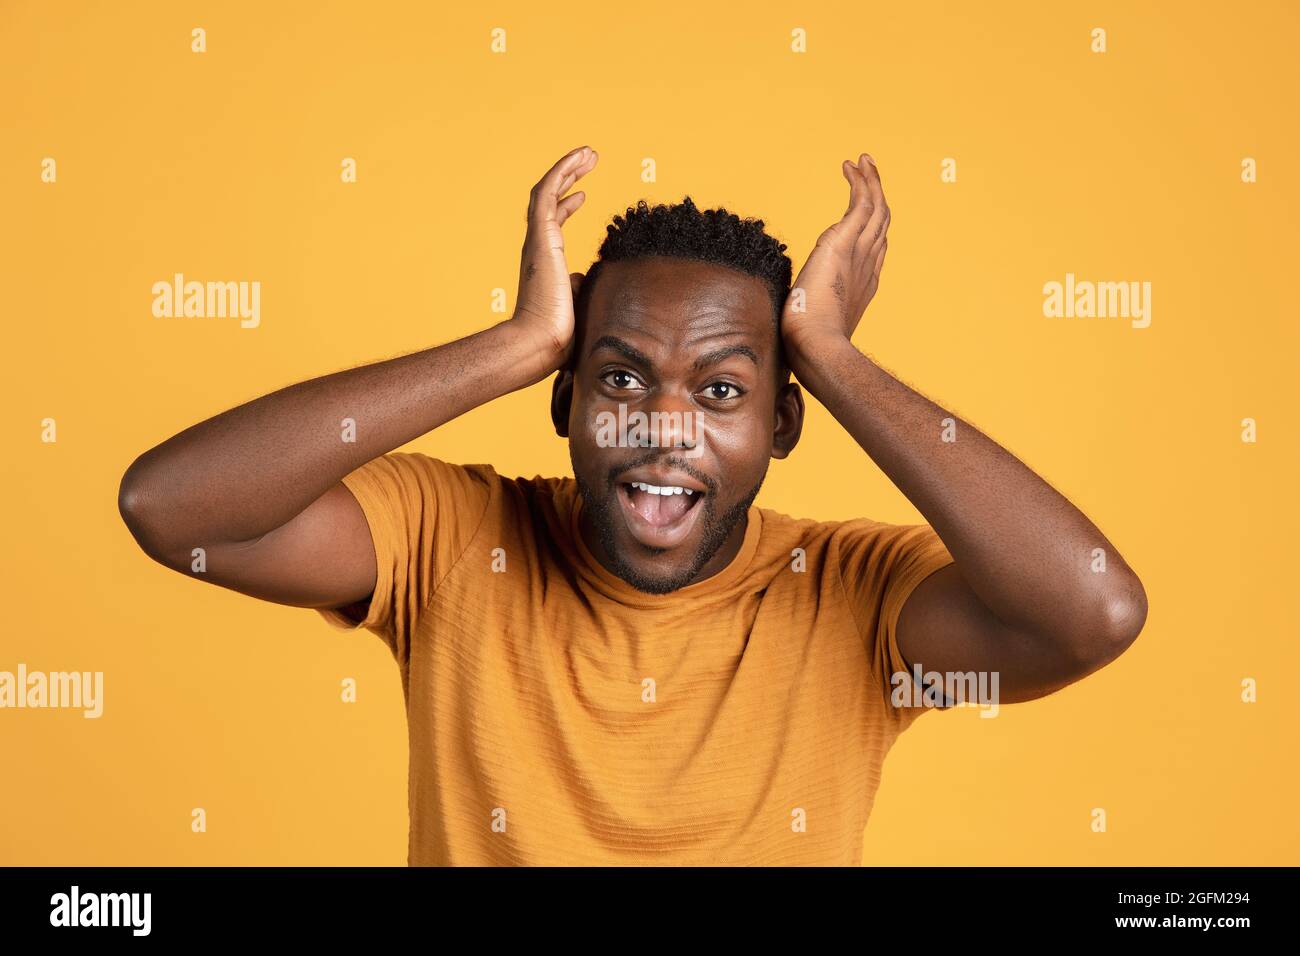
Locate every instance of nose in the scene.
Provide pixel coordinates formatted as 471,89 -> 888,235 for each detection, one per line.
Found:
638,394 -> 704,455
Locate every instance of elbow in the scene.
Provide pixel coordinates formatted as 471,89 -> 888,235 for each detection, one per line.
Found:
118,454 -> 176,565
1074,574 -> 1149,670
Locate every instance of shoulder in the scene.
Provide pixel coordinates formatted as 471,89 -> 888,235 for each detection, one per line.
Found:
348,451 -> 500,492
492,470 -> 578,515
751,505 -> 948,582
748,505 -> 857,583
753,505 -> 883,555
474,469 -> 581,543
355,455 -> 578,521
337,453 -> 506,544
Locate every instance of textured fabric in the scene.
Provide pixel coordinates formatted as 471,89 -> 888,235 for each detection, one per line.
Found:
317,452 -> 956,866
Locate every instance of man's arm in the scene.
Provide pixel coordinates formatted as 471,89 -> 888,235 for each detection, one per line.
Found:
782,155 -> 1147,703
118,145 -> 598,614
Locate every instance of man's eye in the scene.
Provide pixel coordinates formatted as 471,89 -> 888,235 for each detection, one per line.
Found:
602,370 -> 642,390
703,382 -> 743,400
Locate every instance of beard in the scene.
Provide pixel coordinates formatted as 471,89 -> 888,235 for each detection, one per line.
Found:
573,453 -> 766,595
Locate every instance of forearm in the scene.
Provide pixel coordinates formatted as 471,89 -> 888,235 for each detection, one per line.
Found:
786,330 -> 1146,648
120,317 -> 551,555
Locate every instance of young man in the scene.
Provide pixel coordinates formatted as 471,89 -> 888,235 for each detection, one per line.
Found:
118,146 -> 1147,866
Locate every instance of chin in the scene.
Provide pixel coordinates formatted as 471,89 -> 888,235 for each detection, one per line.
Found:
601,499 -> 716,594
575,467 -> 764,595
609,548 -> 710,595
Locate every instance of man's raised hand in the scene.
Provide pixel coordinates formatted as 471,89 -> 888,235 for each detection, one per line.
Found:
781,153 -> 890,354
507,145 -> 599,375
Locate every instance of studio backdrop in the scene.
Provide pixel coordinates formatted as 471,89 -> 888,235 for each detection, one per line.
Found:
2,0 -> 1295,865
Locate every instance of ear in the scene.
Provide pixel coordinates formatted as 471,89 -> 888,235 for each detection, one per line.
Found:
551,271 -> 586,438
551,368 -> 574,438
770,380 -> 804,460
551,270 -> 587,439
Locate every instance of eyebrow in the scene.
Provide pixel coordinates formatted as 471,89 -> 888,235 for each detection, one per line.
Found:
588,335 -> 760,372
692,344 -> 759,372
589,335 -> 652,367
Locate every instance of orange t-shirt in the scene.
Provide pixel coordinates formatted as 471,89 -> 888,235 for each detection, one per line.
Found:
317,452 -> 955,865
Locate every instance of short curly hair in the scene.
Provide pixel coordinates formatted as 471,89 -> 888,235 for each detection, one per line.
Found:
577,195 -> 793,336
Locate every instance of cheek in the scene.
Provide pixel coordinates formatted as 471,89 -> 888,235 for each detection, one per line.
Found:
569,398 -> 617,482
702,413 -> 771,476
568,395 -> 600,449
571,389 -> 616,440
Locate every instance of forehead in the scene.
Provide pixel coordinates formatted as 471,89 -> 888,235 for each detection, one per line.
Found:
582,256 -> 774,359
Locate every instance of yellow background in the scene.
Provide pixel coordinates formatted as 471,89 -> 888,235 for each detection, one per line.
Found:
2,0 -> 1296,865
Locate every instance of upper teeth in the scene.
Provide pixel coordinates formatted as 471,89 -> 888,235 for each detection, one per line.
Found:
630,481 -> 694,496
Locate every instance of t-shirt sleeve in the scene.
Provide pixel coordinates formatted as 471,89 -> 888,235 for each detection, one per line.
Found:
833,518 -> 956,730
316,452 -> 494,662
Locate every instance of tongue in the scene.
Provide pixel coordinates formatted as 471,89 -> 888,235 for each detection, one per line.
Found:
628,486 -> 694,526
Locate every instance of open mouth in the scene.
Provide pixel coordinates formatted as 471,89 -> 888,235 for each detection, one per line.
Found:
615,480 -> 706,549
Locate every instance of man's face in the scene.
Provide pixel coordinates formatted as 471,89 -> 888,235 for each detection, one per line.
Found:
555,256 -> 803,594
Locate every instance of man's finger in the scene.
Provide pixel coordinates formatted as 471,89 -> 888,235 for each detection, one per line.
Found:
556,191 -> 585,227
554,154 -> 593,204
853,157 -> 889,258
858,154 -> 886,216
840,159 -> 874,236
871,237 -> 888,278
854,204 -> 889,259
530,146 -> 596,223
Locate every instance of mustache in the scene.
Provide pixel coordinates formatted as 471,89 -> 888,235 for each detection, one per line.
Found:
604,452 -> 717,495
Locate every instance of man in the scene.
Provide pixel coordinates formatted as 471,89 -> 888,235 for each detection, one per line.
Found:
118,146 -> 1147,865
